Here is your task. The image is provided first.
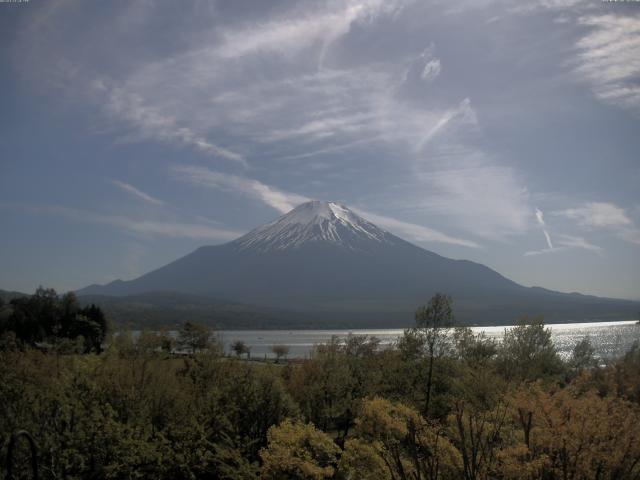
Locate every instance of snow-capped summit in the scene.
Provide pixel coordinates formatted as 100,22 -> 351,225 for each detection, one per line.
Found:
233,201 -> 394,252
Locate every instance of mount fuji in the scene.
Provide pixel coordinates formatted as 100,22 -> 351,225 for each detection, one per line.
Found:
78,201 -> 639,327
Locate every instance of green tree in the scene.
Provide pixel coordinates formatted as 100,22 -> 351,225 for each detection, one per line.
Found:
6,287 -> 57,344
271,344 -> 290,363
414,293 -> 454,415
287,342 -> 353,432
155,328 -> 175,353
496,317 -> 563,381
186,358 -> 298,465
78,303 -> 108,352
343,334 -> 380,357
232,339 -> 251,358
602,341 -> 640,404
396,327 -> 426,361
178,321 -> 212,354
570,336 -> 597,372
451,326 -> 497,366
3,288 -> 106,351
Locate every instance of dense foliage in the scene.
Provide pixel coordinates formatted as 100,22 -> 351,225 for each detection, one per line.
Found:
2,293 -> 640,479
0,287 -> 107,353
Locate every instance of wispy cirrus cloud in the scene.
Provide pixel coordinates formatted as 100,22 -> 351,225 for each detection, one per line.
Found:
403,44 -> 442,84
414,99 -> 476,152
172,165 -> 309,214
2,202 -> 241,241
351,208 -> 481,248
38,0 -> 417,170
573,14 -> 640,115
421,58 -> 441,82
213,0 -> 407,63
553,201 -> 640,248
415,155 -> 531,240
525,233 -> 601,256
552,202 -> 631,228
55,0 -> 470,172
93,80 -> 247,166
111,179 -> 165,206
526,206 -> 602,256
173,164 -> 481,248
535,207 -> 554,249
20,0 -> 496,244
554,233 -> 602,252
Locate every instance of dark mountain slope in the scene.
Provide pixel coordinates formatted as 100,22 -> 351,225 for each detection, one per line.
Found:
78,201 -> 639,326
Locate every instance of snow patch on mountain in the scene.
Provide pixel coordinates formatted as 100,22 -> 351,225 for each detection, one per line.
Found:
233,201 -> 395,252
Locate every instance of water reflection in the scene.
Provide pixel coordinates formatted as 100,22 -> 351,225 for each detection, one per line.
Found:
216,321 -> 640,359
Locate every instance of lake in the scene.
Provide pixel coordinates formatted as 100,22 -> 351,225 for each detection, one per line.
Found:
216,320 -> 640,360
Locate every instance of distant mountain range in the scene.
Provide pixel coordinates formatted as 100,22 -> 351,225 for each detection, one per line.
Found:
74,201 -> 640,328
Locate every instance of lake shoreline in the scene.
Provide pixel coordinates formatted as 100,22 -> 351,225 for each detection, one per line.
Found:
211,320 -> 640,359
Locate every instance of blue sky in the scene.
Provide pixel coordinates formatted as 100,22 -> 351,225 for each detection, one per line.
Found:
1,0 -> 639,300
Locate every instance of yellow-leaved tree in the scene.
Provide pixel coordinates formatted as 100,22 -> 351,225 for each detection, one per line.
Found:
260,419 -> 340,479
341,397 -> 462,479
500,380 -> 640,479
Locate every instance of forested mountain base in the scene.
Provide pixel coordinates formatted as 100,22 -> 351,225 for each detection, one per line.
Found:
2,296 -> 640,479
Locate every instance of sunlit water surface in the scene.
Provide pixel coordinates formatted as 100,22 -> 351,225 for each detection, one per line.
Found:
215,321 -> 640,359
